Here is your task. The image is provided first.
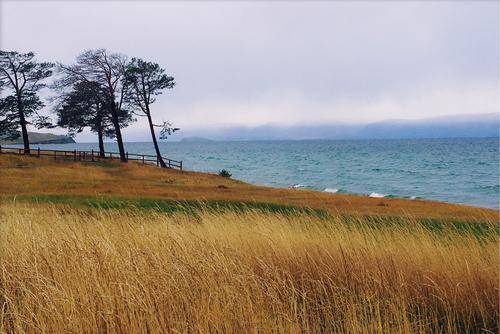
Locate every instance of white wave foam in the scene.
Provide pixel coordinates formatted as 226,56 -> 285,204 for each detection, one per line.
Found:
324,188 -> 339,193
410,196 -> 417,200
369,192 -> 386,198
292,184 -> 306,189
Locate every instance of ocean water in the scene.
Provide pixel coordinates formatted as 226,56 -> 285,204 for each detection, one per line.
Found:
16,138 -> 499,209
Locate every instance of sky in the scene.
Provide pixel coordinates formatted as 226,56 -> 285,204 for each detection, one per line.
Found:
1,0 -> 499,141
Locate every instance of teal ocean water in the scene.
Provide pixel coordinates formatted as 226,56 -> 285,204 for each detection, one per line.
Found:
19,138 -> 499,209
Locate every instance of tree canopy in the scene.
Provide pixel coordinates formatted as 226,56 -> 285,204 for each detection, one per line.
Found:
0,51 -> 54,151
56,49 -> 132,161
1,49 -> 179,167
123,58 -> 176,167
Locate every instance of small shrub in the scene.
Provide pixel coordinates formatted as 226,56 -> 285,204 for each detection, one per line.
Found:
218,169 -> 232,178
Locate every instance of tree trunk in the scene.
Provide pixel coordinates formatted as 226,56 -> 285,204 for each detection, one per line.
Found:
96,104 -> 105,157
97,127 -> 105,158
16,95 -> 30,154
110,103 -> 127,162
146,112 -> 166,168
112,116 -> 126,162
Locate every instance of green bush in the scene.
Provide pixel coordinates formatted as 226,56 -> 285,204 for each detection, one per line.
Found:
218,169 -> 232,178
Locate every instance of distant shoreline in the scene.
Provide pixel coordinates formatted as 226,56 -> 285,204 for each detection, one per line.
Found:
0,132 -> 75,145
22,135 -> 499,145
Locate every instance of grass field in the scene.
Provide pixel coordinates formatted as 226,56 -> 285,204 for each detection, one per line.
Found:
0,154 -> 498,333
0,154 -> 497,220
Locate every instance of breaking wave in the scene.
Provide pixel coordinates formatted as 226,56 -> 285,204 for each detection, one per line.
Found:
368,192 -> 386,198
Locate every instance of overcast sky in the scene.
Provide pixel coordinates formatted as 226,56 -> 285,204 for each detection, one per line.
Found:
1,1 -> 499,140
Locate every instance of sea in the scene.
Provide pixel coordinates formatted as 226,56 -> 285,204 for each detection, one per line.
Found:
14,137 -> 499,209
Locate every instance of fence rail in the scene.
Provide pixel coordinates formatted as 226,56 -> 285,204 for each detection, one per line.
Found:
0,145 -> 182,170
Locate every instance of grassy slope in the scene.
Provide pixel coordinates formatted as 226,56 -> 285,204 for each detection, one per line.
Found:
1,154 -> 498,333
0,154 -> 497,221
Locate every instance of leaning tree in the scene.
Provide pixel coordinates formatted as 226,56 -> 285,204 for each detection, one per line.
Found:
124,58 -> 178,167
0,51 -> 54,152
56,81 -> 132,157
57,49 -> 132,162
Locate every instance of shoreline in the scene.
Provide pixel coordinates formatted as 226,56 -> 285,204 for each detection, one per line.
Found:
0,153 -> 497,221
6,138 -> 498,210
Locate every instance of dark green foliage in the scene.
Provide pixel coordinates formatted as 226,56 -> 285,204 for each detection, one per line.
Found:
0,96 -> 21,140
123,58 -> 175,112
0,51 -> 54,149
55,81 -> 133,155
159,121 -> 180,140
56,81 -> 107,136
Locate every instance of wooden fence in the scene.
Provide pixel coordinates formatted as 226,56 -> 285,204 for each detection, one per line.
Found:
0,145 -> 183,170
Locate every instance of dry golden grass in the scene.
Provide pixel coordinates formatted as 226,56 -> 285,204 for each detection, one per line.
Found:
0,154 -> 497,220
1,202 -> 498,333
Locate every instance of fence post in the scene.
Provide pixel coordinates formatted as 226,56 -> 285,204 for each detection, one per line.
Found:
0,145 -> 2,154
180,161 -> 182,171
38,147 -> 40,157
156,158 -> 159,167
83,151 -> 86,161
110,152 -> 112,160
142,155 -> 145,164
126,152 -> 129,160
74,149 -> 76,161
91,149 -> 94,162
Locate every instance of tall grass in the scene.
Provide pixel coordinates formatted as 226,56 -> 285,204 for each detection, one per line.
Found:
0,202 -> 498,333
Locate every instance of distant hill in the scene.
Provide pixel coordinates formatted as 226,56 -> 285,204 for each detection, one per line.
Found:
358,113 -> 499,139
0,132 -> 75,145
174,113 -> 499,141
180,137 -> 214,143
